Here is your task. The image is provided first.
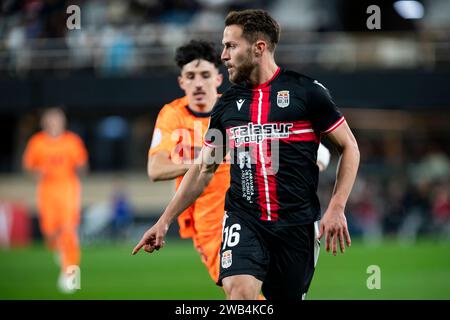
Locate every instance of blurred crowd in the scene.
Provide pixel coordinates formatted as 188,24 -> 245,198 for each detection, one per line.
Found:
3,0 -> 450,37
1,0 -> 450,74
318,136 -> 450,243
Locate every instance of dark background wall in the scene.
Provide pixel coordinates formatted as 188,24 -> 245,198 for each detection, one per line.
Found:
1,70 -> 450,113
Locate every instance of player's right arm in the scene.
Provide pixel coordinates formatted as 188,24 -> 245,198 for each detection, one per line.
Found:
132,145 -> 220,255
147,101 -> 192,182
147,151 -> 191,182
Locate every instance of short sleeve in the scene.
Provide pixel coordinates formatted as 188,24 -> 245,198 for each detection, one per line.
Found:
148,106 -> 183,157
307,80 -> 345,135
204,99 -> 226,149
71,134 -> 88,167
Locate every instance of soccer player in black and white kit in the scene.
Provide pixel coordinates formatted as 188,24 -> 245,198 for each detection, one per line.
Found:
133,9 -> 360,300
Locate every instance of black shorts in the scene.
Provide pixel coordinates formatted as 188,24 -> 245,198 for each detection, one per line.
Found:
217,211 -> 320,300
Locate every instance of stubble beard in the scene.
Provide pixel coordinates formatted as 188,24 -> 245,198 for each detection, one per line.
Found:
229,49 -> 255,85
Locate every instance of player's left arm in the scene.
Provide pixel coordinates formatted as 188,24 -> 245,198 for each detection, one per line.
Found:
319,121 -> 360,255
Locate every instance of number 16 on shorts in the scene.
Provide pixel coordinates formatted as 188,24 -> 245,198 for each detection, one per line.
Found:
221,221 -> 241,269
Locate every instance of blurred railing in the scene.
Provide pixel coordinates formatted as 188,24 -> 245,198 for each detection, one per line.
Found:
1,28 -> 450,75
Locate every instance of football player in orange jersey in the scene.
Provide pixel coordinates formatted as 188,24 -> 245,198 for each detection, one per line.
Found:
147,40 -> 228,283
23,107 -> 88,293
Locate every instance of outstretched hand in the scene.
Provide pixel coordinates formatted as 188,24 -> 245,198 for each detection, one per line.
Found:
318,208 -> 351,256
132,221 -> 169,255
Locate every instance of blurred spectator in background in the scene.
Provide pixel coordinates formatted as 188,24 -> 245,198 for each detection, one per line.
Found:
382,178 -> 407,237
431,181 -> 450,240
22,107 -> 88,294
110,179 -> 133,241
349,176 -> 383,244
80,177 -> 133,243
397,142 -> 450,242
93,116 -> 130,171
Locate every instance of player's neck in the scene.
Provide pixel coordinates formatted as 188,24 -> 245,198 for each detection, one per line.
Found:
249,59 -> 279,88
44,130 -> 64,139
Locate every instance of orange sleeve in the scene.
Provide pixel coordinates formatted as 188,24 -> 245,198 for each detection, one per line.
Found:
148,105 -> 183,158
22,135 -> 40,171
70,134 -> 88,167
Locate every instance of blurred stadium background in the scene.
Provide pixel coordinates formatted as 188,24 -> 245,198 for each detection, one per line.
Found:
0,0 -> 450,299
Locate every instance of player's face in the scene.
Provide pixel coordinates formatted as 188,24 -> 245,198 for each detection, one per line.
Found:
221,25 -> 256,84
42,110 -> 66,137
178,59 -> 222,108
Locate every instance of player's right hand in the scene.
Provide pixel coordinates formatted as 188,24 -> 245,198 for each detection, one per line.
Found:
131,221 -> 169,255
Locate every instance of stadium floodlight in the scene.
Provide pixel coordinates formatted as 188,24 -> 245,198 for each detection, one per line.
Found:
393,0 -> 425,20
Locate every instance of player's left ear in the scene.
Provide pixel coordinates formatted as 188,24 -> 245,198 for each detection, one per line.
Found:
254,40 -> 266,57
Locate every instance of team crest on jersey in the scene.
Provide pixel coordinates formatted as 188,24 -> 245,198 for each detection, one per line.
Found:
277,90 -> 290,108
222,250 -> 232,269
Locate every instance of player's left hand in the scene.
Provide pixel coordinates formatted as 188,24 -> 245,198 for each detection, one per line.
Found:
318,208 -> 351,255
131,221 -> 169,255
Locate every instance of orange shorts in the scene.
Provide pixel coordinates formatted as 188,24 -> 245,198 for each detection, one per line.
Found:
192,228 -> 223,283
37,185 -> 80,236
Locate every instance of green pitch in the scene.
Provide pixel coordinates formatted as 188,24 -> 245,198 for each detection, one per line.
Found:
0,239 -> 449,300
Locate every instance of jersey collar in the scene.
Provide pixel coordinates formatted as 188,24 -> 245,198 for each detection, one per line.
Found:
185,105 -> 211,118
252,66 -> 281,90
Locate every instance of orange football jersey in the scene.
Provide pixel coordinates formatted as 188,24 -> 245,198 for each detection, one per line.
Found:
149,96 -> 230,237
23,131 -> 88,189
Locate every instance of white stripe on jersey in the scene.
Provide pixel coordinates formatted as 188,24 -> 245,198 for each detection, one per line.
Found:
292,129 -> 314,134
257,88 -> 272,221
